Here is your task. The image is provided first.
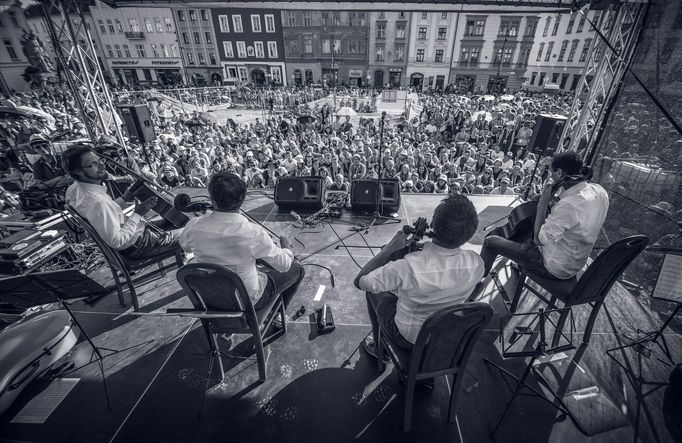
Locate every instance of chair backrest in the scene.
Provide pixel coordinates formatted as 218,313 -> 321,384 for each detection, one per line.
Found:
64,204 -> 127,273
176,263 -> 256,332
410,302 -> 494,377
568,235 -> 648,306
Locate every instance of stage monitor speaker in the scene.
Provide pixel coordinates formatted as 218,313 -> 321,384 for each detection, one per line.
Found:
274,176 -> 324,210
528,114 -> 566,156
118,104 -> 156,144
351,179 -> 401,214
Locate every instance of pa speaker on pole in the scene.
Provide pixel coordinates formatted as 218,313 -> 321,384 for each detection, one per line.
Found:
527,114 -> 567,156
117,104 -> 156,144
274,176 -> 325,210
350,179 -> 401,214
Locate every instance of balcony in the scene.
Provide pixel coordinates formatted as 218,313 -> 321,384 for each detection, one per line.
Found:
125,32 -> 145,40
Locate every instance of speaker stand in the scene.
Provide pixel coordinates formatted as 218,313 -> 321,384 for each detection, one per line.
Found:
367,111 -> 401,228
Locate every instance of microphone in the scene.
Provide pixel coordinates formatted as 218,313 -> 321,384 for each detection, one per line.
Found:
173,193 -> 212,213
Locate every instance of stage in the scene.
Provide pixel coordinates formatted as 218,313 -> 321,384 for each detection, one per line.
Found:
0,193 -> 679,443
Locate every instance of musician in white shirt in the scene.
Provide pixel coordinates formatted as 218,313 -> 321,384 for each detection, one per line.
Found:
354,194 -> 485,358
63,145 -> 180,260
480,151 -> 609,279
178,172 -> 304,309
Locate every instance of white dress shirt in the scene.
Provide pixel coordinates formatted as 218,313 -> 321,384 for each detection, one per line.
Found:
539,182 -> 609,279
358,242 -> 485,343
178,211 -> 294,302
65,181 -> 144,250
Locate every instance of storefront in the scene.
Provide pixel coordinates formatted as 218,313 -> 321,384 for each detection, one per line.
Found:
410,73 -> 424,91
109,59 -> 183,86
222,62 -> 286,87
348,69 -> 364,87
389,68 -> 403,88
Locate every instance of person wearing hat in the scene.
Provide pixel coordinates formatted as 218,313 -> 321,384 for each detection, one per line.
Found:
435,174 -> 449,194
29,134 -> 65,183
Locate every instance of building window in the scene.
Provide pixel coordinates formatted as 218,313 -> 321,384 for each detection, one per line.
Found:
536,42 -> 544,61
232,15 -> 243,33
136,44 -> 145,57
418,27 -> 427,39
579,38 -> 591,62
551,73 -> 559,84
289,39 -> 298,54
567,39 -> 579,62
530,72 -> 537,85
524,19 -> 537,36
198,52 -> 205,64
193,32 -> 201,44
160,44 -> 168,57
518,47 -> 531,66
172,45 -> 178,57
105,44 -> 113,57
209,52 -> 216,64
576,14 -> 586,32
187,52 -> 194,65
8,12 -> 18,26
145,18 -> 153,33
114,44 -> 122,57
303,12 -> 311,27
377,25 -> 385,39
177,10 -> 185,21
123,44 -> 131,57
395,45 -> 404,61
421,12 -> 427,19
502,47 -> 513,64
201,9 -> 208,21
182,32 -> 189,44
322,39 -> 330,53
376,45 -> 384,61
545,41 -> 554,61
189,10 -> 197,21
539,72 -> 546,85
333,12 -> 341,26
441,12 -> 447,20
254,41 -> 264,57
542,17 -> 551,37
3,40 -> 17,60
557,40 -> 569,61
434,49 -> 444,62
105,19 -> 113,33
396,25 -> 405,39
566,14 -> 576,34
267,41 -> 277,58
154,17 -> 163,32
437,27 -> 447,40
218,15 -> 229,33
238,67 -> 248,83
223,41 -> 234,57
271,66 -> 282,84
115,19 -> 123,33
499,19 -> 519,36
236,41 -> 246,57
304,36 -> 312,53
552,15 -> 560,36
265,14 -> 275,32
416,48 -> 425,62
287,13 -> 296,27
164,17 -> 173,32
465,19 -> 485,36
128,19 -> 140,32
251,15 -> 261,32
204,32 -> 212,44
98,19 -> 106,34
150,44 -> 158,58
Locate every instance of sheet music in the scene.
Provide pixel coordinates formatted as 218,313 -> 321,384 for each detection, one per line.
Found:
653,253 -> 682,303
12,378 -> 79,424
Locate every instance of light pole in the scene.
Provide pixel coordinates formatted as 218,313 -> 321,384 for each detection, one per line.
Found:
494,30 -> 509,95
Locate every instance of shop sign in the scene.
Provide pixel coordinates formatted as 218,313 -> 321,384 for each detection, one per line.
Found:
389,68 -> 402,72
111,60 -> 139,66
349,69 -> 363,77
151,60 -> 180,66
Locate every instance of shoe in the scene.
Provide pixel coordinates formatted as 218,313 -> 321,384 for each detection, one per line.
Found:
362,336 -> 390,363
271,316 -> 284,331
219,333 -> 234,349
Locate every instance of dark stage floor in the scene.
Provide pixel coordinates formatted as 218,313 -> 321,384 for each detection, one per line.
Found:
0,193 -> 679,443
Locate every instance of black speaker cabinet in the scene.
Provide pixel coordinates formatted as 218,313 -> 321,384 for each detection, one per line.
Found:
274,176 -> 324,210
351,179 -> 401,214
528,114 -> 567,156
118,104 -> 156,144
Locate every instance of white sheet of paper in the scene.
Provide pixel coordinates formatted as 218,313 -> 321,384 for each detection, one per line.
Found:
313,285 -> 326,302
11,378 -> 80,424
653,254 -> 682,303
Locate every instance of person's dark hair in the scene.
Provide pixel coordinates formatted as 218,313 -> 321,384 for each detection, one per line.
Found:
431,194 -> 478,248
208,172 -> 246,211
551,151 -> 592,177
62,144 -> 94,176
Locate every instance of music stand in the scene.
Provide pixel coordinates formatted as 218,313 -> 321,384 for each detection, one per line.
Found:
0,270 -> 138,411
628,252 -> 682,365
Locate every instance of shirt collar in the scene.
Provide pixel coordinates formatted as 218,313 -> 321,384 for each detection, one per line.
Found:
559,181 -> 588,199
76,181 -> 108,194
209,210 -> 245,221
422,241 -> 462,255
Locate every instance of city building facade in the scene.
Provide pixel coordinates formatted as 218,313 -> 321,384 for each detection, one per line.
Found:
281,11 -> 368,87
89,1 -> 184,86
524,8 -> 602,92
449,8 -> 539,93
405,11 -> 458,92
172,7 -> 221,85
0,1 -> 31,93
211,8 -> 286,86
367,11 -> 410,88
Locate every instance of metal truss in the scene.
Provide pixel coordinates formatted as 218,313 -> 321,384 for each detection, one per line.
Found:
40,0 -> 126,147
560,1 -> 648,163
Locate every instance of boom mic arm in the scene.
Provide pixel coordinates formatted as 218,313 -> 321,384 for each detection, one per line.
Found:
173,193 -> 213,213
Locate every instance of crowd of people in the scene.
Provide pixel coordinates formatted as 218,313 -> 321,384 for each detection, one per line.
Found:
0,83 -> 577,217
